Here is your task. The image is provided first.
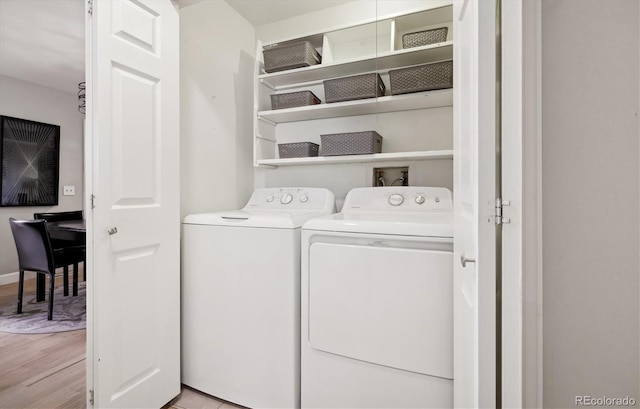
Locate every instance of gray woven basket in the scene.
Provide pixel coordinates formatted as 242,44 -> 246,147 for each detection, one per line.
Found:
389,60 -> 453,95
402,27 -> 448,49
321,131 -> 383,156
278,142 -> 319,158
263,41 -> 321,73
324,73 -> 386,103
270,91 -> 321,110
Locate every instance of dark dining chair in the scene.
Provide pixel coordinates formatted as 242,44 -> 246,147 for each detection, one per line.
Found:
34,210 -> 86,296
9,218 -> 80,320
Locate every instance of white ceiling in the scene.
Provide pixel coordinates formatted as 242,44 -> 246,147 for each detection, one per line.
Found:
0,0 -> 350,95
0,0 -> 85,95
224,0 -> 352,27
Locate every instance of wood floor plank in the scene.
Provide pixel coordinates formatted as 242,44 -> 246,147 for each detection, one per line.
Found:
23,355 -> 85,387
0,274 -> 87,409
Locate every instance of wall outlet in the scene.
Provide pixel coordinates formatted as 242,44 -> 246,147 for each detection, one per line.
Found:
63,185 -> 76,196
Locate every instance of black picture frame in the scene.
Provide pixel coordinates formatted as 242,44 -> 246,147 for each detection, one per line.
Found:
0,115 -> 60,207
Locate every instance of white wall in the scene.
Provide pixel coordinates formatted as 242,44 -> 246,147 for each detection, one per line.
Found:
254,1 -> 453,208
0,75 -> 84,281
542,1 -> 640,406
180,0 -> 255,217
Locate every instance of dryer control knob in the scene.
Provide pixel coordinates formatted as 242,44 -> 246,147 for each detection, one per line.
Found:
281,193 -> 293,204
266,195 -> 274,203
415,195 -> 426,205
299,194 -> 309,203
388,194 -> 404,206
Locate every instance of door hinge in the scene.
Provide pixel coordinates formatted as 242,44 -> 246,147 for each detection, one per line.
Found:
494,198 -> 511,225
89,389 -> 94,406
90,194 -> 95,209
87,0 -> 93,15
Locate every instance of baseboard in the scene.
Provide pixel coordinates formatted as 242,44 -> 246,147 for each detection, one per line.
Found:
0,268 -> 75,286
0,271 -> 37,286
0,272 -> 18,286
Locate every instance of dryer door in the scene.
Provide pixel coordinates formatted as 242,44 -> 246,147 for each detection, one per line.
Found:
308,240 -> 453,379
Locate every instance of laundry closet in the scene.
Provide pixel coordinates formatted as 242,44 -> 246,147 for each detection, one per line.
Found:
87,0 -> 505,407
180,1 -> 457,408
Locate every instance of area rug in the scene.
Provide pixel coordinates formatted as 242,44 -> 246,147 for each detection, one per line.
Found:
0,281 -> 86,334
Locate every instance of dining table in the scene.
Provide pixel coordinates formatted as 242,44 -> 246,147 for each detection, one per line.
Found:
36,220 -> 86,302
48,220 -> 86,241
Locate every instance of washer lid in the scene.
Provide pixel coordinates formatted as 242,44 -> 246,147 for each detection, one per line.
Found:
183,187 -> 336,228
303,211 -> 453,237
184,209 -> 330,229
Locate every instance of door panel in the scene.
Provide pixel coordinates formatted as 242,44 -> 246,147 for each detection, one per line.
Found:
88,1 -> 180,408
309,242 -> 453,379
453,0 -> 497,407
112,246 -> 158,392
112,0 -> 159,50
111,66 -> 159,206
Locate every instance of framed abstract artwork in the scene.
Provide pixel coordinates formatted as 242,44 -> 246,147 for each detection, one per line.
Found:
0,115 -> 60,206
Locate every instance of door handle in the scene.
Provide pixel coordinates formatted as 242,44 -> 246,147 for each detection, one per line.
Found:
107,227 -> 118,235
460,253 -> 476,268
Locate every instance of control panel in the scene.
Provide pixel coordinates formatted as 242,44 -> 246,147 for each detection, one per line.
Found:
343,187 -> 452,213
244,188 -> 335,213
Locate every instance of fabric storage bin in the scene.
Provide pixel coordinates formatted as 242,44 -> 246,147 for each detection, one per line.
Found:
321,131 -> 383,156
323,73 -> 385,103
388,60 -> 453,95
278,142 -> 319,158
263,41 -> 321,73
270,91 -> 321,110
402,27 -> 449,49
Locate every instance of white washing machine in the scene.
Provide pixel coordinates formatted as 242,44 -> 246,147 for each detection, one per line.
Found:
182,187 -> 335,409
301,186 -> 454,408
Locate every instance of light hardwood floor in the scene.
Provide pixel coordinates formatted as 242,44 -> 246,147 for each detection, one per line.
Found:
0,274 -> 244,409
0,274 -> 86,409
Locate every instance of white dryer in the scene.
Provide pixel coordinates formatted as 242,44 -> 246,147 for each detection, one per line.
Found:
301,186 -> 453,408
182,188 -> 335,409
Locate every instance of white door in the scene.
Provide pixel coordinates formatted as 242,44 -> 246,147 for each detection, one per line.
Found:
86,0 -> 180,407
453,0 -> 497,407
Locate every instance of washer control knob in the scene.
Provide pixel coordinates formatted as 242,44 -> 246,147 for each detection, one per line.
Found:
415,195 -> 426,205
266,195 -> 274,203
281,193 -> 293,204
388,194 -> 404,206
299,194 -> 309,203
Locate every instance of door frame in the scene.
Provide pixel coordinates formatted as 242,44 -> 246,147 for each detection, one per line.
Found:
501,0 -> 543,407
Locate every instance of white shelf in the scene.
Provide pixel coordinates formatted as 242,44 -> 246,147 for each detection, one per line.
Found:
258,89 -> 453,124
256,150 -> 453,167
259,41 -> 453,89
254,6 -> 454,169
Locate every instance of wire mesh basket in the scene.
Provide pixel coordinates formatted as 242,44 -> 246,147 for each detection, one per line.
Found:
320,131 -> 383,156
263,41 -> 321,73
278,142 -> 320,158
389,60 -> 453,95
323,73 -> 385,103
270,91 -> 321,110
402,27 -> 449,49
